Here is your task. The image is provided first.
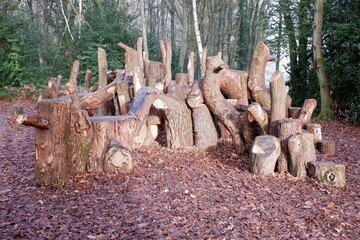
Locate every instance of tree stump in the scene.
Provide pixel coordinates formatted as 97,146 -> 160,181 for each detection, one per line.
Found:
307,161 -> 346,187
192,104 -> 218,151
288,107 -> 301,119
288,133 -> 316,178
10,105 -> 23,117
249,135 -> 281,176
103,144 -> 134,174
305,123 -> 322,143
317,140 -> 336,156
276,118 -> 302,173
175,73 -> 189,85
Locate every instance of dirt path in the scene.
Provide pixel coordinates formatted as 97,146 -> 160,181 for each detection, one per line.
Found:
0,101 -> 359,239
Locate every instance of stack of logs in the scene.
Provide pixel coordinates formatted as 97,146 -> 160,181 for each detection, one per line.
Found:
15,39 -> 345,188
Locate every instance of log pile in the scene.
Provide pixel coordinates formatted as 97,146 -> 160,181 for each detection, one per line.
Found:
16,39 -> 345,188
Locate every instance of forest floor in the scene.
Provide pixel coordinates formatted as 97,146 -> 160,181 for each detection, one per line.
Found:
0,100 -> 359,239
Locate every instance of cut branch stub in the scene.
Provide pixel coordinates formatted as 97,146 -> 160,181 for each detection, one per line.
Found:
16,114 -> 49,130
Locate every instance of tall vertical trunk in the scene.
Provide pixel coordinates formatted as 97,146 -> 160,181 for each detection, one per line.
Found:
191,0 -> 204,75
170,0 -> 175,52
78,0 -> 82,39
160,0 -> 166,39
237,0 -> 249,70
140,0 -> 148,61
178,0 -> 188,72
298,0 -> 311,85
313,0 -> 332,120
276,5 -> 283,71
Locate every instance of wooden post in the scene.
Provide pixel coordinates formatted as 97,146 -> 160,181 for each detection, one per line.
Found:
84,69 -> 92,92
307,161 -> 346,187
187,51 -> 195,86
288,133 -> 316,178
249,135 -> 281,176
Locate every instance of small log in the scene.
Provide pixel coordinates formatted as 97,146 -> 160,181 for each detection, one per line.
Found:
10,104 -> 23,117
247,102 -> 269,135
288,133 -> 316,178
103,144 -> 134,174
249,135 -> 281,176
276,118 -> 302,173
80,79 -> 118,110
192,104 -> 218,151
270,71 -> 288,135
299,99 -> 317,125
186,80 -> 204,109
306,123 -> 322,143
97,48 -> 109,115
84,69 -> 92,92
307,161 -> 346,188
145,61 -> 164,87
16,114 -> 49,130
289,107 -> 302,119
224,69 -> 249,105
317,140 -> 336,156
187,51 -> 195,86
175,73 -> 189,85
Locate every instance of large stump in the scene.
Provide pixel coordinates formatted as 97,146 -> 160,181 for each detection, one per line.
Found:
249,135 -> 281,176
307,161 -> 346,188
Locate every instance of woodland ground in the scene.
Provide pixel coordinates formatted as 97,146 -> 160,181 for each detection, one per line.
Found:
0,100 -> 359,239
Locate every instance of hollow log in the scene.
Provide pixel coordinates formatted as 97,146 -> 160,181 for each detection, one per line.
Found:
288,133 -> 316,178
276,118 -> 302,173
103,144 -> 134,174
317,140 -> 336,156
187,51 -> 195,86
16,114 -> 49,130
202,56 -> 245,154
249,135 -> 281,176
306,123 -> 322,143
299,99 -> 317,125
224,69 -> 249,105
289,107 -> 302,119
307,161 -> 346,188
270,71 -> 289,135
34,98 -> 72,187
192,104 -> 218,151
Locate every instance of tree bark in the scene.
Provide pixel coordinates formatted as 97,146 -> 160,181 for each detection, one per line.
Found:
97,48 -> 108,115
298,99 -> 317,126
187,51 -> 195,86
317,140 -> 336,156
249,135 -> 281,176
224,69 -> 249,105
84,69 -> 92,92
191,0 -> 204,75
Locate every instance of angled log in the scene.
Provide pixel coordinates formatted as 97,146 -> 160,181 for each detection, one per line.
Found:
247,102 -> 269,135
249,135 -> 281,176
276,118 -> 302,173
192,104 -> 218,151
307,161 -> 346,188
187,51 -> 195,86
224,69 -> 249,105
306,123 -> 322,143
16,114 -> 49,130
186,80 -> 204,109
270,71 -> 289,135
288,133 -> 316,178
202,56 -> 245,154
299,99 -> 317,125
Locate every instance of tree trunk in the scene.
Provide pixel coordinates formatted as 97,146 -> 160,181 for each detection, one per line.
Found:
288,133 -> 316,178
191,0 -> 204,75
249,135 -> 281,176
313,0 -> 332,120
84,69 -> 92,92
307,161 -> 346,188
140,0 -> 149,61
178,0 -> 188,72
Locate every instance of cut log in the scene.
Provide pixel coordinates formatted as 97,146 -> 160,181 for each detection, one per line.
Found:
270,71 -> 289,135
249,135 -> 281,176
305,123 -> 322,143
84,69 -> 92,92
202,56 -> 245,154
175,73 -> 189,85
10,104 -> 23,117
187,51 -> 195,86
317,140 -> 336,156
34,98 -> 72,187
116,81 -> 131,115
160,40 -> 172,92
145,61 -> 164,87
192,104 -> 218,151
186,80 -> 204,109
289,107 -> 302,119
307,161 -> 346,188
103,144 -> 134,174
298,99 -> 317,125
201,47 -> 207,76
224,69 -> 249,105
288,133 -> 316,178
97,48 -> 110,115
16,114 -> 49,130
80,79 -> 118,110
276,118 -> 302,173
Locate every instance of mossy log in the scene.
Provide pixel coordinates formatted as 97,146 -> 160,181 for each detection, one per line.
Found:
307,161 -> 346,188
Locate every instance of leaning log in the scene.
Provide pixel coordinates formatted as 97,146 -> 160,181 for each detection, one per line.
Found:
16,114 -> 49,130
307,161 -> 346,188
298,99 -> 317,125
249,135 -> 281,176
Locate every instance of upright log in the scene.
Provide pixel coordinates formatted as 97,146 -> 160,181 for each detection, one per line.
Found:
145,61 -> 164,87
288,133 -> 316,178
270,71 -> 288,135
276,118 -> 302,173
317,140 -> 336,156
84,69 -> 92,92
175,73 -> 189,85
160,40 -> 172,92
249,135 -> 281,176
192,104 -> 218,151
116,81 -> 131,115
187,51 -> 195,86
